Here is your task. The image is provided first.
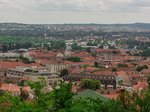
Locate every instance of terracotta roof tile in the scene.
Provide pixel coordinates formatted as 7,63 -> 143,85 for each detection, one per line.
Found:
0,83 -> 31,93
104,93 -> 120,99
0,61 -> 41,69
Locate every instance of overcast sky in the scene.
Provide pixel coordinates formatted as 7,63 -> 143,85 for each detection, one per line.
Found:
0,0 -> 150,24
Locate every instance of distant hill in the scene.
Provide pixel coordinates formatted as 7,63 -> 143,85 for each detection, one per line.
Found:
0,23 -> 150,37
99,23 -> 150,31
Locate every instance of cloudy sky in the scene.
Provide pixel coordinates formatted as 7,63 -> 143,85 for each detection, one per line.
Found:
0,0 -> 150,24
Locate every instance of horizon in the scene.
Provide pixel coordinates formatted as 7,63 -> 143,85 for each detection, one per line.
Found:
1,22 -> 150,25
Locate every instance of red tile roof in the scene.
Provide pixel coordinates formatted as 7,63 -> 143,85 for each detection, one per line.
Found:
0,61 -> 41,69
0,83 -> 20,92
133,81 -> 148,91
93,71 -> 116,76
69,67 -> 83,74
71,51 -> 91,57
116,71 -> 127,76
86,67 -> 98,72
104,93 -> 120,99
82,57 -> 95,62
30,50 -> 63,59
64,61 -> 94,66
96,48 -> 112,53
0,83 -> 31,93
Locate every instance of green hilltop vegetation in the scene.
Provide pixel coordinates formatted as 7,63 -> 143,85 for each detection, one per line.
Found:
0,36 -> 47,44
1,23 -> 150,39
1,80 -> 150,112
0,36 -> 66,52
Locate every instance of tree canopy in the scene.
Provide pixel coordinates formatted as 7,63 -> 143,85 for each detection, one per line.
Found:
79,79 -> 101,90
60,69 -> 69,77
1,80 -> 150,112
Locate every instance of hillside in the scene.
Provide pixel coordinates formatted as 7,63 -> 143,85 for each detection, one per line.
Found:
0,23 -> 150,37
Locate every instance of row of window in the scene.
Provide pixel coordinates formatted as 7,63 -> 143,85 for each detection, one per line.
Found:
75,75 -> 115,80
8,72 -> 24,77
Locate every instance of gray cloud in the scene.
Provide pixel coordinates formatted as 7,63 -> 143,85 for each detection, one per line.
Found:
0,0 -> 150,23
0,0 -> 146,12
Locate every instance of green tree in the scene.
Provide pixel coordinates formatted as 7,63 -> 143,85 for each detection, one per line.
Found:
50,40 -> 66,50
71,42 -> 82,51
118,63 -> 128,67
2,80 -> 150,112
147,76 -> 150,88
52,83 -> 74,112
136,65 -> 148,72
0,93 -> 35,112
94,62 -> 99,68
86,47 -> 91,53
112,68 -> 117,72
64,57 -> 82,62
80,79 -> 101,90
60,69 -> 69,77
19,55 -> 31,64
140,49 -> 150,57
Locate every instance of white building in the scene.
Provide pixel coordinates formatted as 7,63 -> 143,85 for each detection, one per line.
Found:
46,64 -> 68,73
0,53 -> 19,58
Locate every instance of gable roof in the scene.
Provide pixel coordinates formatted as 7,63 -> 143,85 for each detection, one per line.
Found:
116,71 -> 127,76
